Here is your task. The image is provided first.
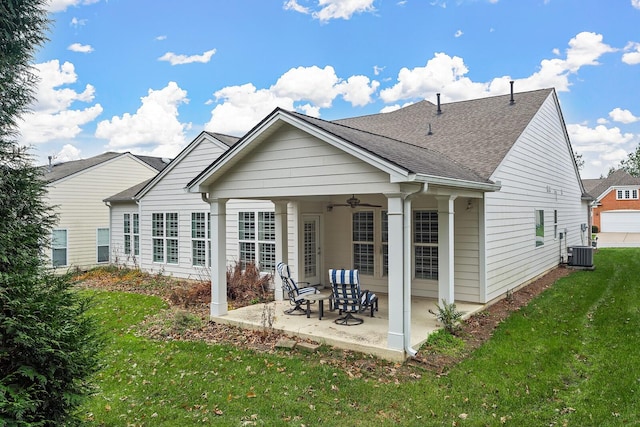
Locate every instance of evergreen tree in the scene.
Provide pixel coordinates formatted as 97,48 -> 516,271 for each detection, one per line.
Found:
1,1 -> 102,424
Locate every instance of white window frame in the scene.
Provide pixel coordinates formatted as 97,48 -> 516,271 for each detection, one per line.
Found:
97,228 -> 110,263
352,210 -> 375,276
191,212 -> 210,267
414,210 -> 438,280
238,211 -> 276,272
152,212 -> 179,264
535,209 -> 545,247
124,213 -> 140,257
616,188 -> 639,200
52,229 -> 68,268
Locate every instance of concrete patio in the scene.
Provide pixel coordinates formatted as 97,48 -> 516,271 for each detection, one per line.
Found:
213,294 -> 485,361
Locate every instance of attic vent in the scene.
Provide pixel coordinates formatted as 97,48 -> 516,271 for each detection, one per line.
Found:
509,80 -> 515,105
436,93 -> 442,114
427,123 -> 433,135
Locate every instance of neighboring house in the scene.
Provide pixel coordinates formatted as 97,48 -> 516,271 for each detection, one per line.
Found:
105,131 -> 276,279
44,152 -> 167,271
187,87 -> 591,359
583,169 -> 640,232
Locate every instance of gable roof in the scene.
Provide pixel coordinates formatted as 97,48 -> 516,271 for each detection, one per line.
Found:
106,131 -> 240,203
43,152 -> 168,183
584,169 -> 640,200
188,88 -> 566,193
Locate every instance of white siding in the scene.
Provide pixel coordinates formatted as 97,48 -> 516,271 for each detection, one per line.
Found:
47,155 -> 158,270
109,202 -> 140,268
138,139 -> 227,279
210,125 -> 399,199
484,93 -> 587,301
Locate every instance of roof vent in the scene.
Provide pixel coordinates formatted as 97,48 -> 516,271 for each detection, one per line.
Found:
427,123 -> 433,135
509,81 -> 515,105
436,93 -> 442,114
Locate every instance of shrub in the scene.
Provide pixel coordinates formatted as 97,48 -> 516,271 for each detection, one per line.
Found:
429,299 -> 466,335
592,225 -> 599,234
226,261 -> 272,304
0,273 -> 102,425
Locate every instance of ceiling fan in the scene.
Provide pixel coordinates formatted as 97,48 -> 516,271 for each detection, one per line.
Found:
327,194 -> 382,211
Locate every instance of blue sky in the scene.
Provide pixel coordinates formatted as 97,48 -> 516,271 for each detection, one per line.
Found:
19,0 -> 640,179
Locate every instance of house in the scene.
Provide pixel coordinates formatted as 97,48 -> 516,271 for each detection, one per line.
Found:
105,131 -> 276,279
187,87 -> 591,359
583,169 -> 640,232
44,152 -> 167,270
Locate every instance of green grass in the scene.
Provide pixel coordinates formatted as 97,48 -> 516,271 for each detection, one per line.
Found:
79,249 -> 640,426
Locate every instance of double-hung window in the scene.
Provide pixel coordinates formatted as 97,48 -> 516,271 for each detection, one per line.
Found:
238,211 -> 275,272
124,213 -> 140,256
97,228 -> 110,263
52,229 -> 68,267
191,212 -> 210,267
414,210 -> 438,280
352,211 -> 375,275
152,212 -> 179,264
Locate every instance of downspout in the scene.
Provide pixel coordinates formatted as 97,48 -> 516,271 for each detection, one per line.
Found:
403,184 -> 429,357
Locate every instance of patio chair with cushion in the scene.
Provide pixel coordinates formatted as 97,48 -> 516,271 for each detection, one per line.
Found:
277,262 -> 320,315
329,268 -> 378,326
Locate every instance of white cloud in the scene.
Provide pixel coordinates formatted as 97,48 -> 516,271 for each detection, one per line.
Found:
454,30 -> 463,38
609,107 -> 639,124
283,0 -> 311,14
622,42 -> 640,65
205,83 -> 295,135
284,0 -> 377,21
158,49 -> 216,65
205,65 -> 379,134
68,43 -> 93,53
47,0 -> 99,13
633,0 -> 640,10
55,144 -> 82,162
70,17 -> 88,27
156,35 -> 167,41
95,82 -> 190,156
373,65 -> 385,75
380,31 -> 615,104
337,75 -> 380,107
568,123 -> 638,177
18,60 -> 102,144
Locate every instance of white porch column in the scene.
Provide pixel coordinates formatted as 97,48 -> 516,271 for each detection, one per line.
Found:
210,198 -> 228,317
274,201 -> 288,301
436,196 -> 456,304
386,194 -> 405,351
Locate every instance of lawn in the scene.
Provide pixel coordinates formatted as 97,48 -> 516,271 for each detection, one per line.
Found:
79,249 -> 640,426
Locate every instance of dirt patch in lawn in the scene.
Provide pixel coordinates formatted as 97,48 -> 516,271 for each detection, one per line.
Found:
77,266 -> 573,381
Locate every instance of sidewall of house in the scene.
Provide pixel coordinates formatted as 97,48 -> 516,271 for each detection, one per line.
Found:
484,94 -> 588,302
592,189 -> 640,231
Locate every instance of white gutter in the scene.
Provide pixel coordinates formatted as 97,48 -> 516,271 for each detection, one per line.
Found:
409,174 -> 502,192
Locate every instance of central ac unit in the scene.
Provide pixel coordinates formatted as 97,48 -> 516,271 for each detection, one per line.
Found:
568,246 -> 594,268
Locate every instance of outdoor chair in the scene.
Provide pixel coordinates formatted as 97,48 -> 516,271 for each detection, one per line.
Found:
329,268 -> 378,326
277,262 -> 320,315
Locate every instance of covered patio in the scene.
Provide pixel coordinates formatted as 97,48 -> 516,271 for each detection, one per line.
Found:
212,293 -> 484,361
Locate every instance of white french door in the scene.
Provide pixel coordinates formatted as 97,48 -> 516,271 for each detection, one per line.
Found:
302,215 -> 321,285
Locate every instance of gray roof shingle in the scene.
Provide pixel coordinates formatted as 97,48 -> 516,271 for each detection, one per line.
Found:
584,169 -> 640,199
43,152 -> 168,183
334,88 -> 554,181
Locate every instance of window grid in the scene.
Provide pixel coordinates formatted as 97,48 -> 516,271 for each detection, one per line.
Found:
414,210 -> 438,280
191,212 -> 210,267
238,211 -> 275,272
617,189 -> 639,200
152,212 -> 179,264
352,211 -> 375,275
124,213 -> 140,256
381,211 -> 389,276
